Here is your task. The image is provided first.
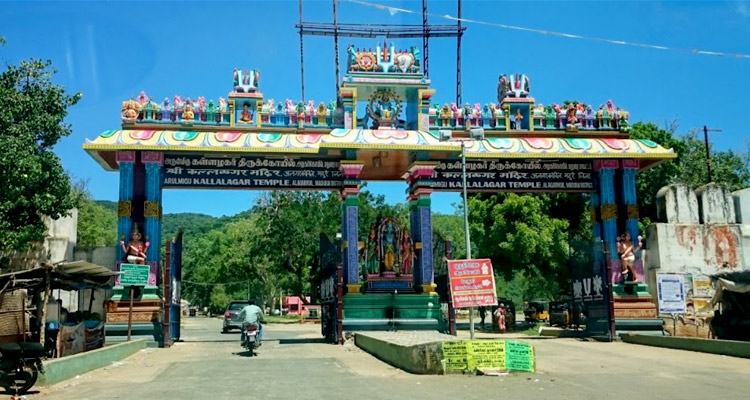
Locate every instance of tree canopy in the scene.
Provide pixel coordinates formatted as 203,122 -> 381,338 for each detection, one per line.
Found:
0,43 -> 81,253
631,122 -> 750,225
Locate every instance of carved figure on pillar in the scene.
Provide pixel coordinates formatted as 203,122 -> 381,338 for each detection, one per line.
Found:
617,232 -> 642,283
120,225 -> 149,264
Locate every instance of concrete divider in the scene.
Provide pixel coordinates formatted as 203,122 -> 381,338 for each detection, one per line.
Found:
39,339 -> 148,386
355,331 -> 453,374
620,334 -> 750,359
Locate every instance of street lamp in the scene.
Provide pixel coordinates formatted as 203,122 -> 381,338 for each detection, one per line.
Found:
440,127 -> 485,339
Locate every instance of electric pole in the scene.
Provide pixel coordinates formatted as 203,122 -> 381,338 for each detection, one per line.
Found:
702,126 -> 722,183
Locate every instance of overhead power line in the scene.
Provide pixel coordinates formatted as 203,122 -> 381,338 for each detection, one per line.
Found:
344,0 -> 750,59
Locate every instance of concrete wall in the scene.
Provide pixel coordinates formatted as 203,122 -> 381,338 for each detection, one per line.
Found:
42,208 -> 78,263
656,184 -> 699,223
645,224 -> 745,275
645,184 -> 750,299
73,247 -> 117,271
621,333 -> 750,359
735,188 -> 750,224
355,332 -> 447,374
695,183 -> 736,224
39,339 -> 147,386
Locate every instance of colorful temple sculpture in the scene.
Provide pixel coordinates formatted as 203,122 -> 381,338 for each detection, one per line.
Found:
84,41 -> 676,341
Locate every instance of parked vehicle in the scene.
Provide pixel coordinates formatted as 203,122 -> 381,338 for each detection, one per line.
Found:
242,323 -> 261,356
0,341 -> 45,395
549,300 -> 573,327
222,300 -> 250,333
524,300 -> 548,322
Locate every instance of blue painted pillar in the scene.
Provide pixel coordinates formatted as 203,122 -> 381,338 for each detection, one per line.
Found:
621,159 -> 642,281
594,160 -> 619,283
340,161 -> 364,294
405,162 -> 438,293
142,151 -> 164,263
170,234 -> 183,341
116,151 -> 136,261
590,189 -> 603,265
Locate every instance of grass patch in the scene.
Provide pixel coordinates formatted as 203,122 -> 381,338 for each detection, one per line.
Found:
265,315 -> 302,324
514,322 -> 542,336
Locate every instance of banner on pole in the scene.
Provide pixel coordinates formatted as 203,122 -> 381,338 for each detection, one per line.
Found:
448,259 -> 498,308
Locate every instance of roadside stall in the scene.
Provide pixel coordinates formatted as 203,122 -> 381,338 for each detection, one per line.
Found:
0,261 -> 118,357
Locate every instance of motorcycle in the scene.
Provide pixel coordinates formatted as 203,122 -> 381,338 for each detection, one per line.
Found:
0,342 -> 45,395
242,323 -> 261,356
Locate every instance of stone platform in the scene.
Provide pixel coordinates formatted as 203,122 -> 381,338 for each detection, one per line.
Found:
354,331 -> 457,374
354,331 -> 536,374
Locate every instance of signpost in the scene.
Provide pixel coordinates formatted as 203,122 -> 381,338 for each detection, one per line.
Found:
656,274 -> 686,315
447,259 -> 498,309
119,264 -> 150,341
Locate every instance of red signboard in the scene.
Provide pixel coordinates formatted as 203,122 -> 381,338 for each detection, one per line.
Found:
448,259 -> 498,308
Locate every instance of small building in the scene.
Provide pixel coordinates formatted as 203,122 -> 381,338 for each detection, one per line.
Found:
284,296 -> 311,316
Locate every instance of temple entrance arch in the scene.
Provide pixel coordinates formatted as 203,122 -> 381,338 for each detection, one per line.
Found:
83,40 -> 676,344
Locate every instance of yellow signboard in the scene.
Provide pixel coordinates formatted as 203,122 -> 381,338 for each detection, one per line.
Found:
441,340 -> 534,373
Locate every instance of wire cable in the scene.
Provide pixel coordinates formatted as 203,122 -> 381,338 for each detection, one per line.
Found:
344,0 -> 750,59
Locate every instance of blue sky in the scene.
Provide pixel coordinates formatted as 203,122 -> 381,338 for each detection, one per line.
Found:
2,1 -> 749,217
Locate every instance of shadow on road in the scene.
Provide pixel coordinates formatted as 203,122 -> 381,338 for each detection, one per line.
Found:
181,339 -> 239,343
234,350 -> 260,357
1,389 -> 40,396
278,338 -> 327,345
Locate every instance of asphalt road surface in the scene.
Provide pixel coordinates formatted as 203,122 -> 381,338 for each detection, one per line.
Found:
31,317 -> 750,400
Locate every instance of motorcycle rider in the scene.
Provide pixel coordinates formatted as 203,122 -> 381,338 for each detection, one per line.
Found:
237,299 -> 264,346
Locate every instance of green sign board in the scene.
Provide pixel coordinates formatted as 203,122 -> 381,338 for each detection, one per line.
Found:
119,264 -> 150,286
441,340 -> 535,373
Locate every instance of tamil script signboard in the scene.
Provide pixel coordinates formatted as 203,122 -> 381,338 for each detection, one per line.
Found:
432,159 -> 594,192
448,259 -> 498,308
119,264 -> 151,287
657,274 -> 686,314
163,154 -> 344,190
441,340 -> 535,373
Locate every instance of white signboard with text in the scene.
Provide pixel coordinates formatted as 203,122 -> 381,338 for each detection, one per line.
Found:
656,274 -> 686,314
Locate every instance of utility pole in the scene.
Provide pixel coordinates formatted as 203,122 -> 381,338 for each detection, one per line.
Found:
440,128 -> 484,340
702,126 -> 722,183
460,140 -> 474,339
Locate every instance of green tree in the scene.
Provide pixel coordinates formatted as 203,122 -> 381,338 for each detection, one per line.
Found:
630,122 -> 684,224
631,122 -> 750,225
77,195 -> 117,247
0,49 -> 81,252
469,193 -> 571,301
432,212 -> 465,259
674,132 -> 750,191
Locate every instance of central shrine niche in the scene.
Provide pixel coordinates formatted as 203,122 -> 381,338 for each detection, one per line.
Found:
361,217 -> 415,292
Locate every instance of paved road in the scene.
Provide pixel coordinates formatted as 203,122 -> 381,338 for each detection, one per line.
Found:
32,317 -> 750,400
